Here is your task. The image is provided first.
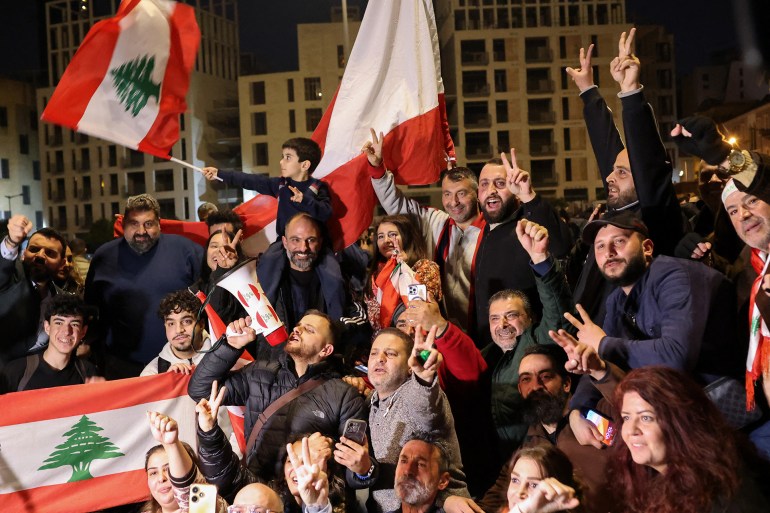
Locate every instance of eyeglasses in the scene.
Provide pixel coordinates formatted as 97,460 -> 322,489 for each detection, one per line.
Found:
227,506 -> 283,513
698,167 -> 731,184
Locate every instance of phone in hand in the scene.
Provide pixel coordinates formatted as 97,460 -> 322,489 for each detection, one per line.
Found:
407,283 -> 427,302
585,409 -> 616,446
343,418 -> 368,446
189,483 -> 217,513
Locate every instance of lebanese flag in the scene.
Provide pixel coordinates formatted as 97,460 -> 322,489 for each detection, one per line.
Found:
373,258 -> 417,329
0,373 -> 196,513
312,0 -> 453,250
40,0 -> 200,159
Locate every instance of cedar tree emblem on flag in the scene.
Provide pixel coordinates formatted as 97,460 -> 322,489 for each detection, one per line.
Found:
110,55 -> 161,117
38,415 -> 124,483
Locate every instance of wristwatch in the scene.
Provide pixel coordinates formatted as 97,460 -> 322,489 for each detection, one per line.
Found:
727,149 -> 757,175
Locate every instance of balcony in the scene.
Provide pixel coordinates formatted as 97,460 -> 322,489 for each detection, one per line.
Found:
526,78 -> 555,94
462,83 -> 490,97
465,113 -> 492,129
76,160 -> 91,172
461,51 -> 489,66
465,144 -> 494,161
528,111 -> 556,125
49,162 -> 65,174
77,189 -> 92,200
123,185 -> 147,198
525,47 -> 553,64
122,154 -> 145,168
52,218 -> 67,230
48,133 -> 63,146
530,142 -> 558,157
52,190 -> 66,202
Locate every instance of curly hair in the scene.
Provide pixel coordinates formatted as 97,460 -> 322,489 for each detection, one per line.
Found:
612,366 -> 741,513
157,289 -> 202,320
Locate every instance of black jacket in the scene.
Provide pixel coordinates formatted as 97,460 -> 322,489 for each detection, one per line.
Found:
188,343 -> 368,484
473,194 -> 570,347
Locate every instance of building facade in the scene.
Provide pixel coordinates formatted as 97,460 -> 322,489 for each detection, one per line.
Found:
0,78 -> 42,224
37,0 -> 240,239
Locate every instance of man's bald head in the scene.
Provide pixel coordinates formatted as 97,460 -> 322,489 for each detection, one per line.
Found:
232,483 -> 284,512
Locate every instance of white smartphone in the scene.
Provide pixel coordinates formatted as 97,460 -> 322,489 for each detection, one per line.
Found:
189,483 -> 217,513
407,283 -> 427,301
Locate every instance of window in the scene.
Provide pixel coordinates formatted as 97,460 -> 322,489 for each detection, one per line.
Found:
492,39 -> 505,61
22,185 -> 30,205
287,79 -> 295,102
154,169 -> 174,192
33,161 -> 40,180
251,81 -> 266,104
289,110 -> 296,133
304,77 -> 322,101
254,143 -> 269,166
1,158 -> 8,179
496,100 -> 508,123
19,135 -> 29,154
337,45 -> 345,68
252,112 -> 267,136
0,107 -> 7,127
497,130 -> 509,152
494,69 -> 507,92
562,97 -> 570,119
158,199 -> 176,220
306,108 -> 323,131
108,145 -> 117,167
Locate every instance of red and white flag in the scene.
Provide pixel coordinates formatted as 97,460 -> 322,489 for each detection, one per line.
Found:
313,0 -> 454,249
41,0 -> 200,158
373,258 -> 417,329
0,373 -> 196,513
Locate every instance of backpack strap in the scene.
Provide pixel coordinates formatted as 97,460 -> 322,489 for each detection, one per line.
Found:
242,378 -> 325,463
17,354 -> 41,392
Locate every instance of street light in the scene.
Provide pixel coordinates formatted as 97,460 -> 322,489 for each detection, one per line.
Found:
4,192 -> 23,215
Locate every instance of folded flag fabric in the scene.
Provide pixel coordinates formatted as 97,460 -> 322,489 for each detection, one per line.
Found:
0,373 -> 196,513
373,257 -> 417,329
41,0 -> 200,158
310,0 -> 454,250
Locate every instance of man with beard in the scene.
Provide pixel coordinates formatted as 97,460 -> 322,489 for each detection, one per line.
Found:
85,194 -> 202,378
0,215 -> 68,365
255,213 -> 346,349
360,328 -> 471,513
478,345 -> 617,513
559,212 -> 742,447
365,129 -> 484,331
388,434 -> 452,513
141,290 -> 212,375
564,29 -> 684,325
188,311 -> 367,498
473,151 -> 570,347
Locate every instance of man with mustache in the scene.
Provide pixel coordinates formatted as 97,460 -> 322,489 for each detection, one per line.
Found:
390,434 -> 452,513
254,213 -> 346,358
84,194 -> 202,378
473,150 -> 570,348
1,215 -> 68,365
141,290 -> 212,376
558,212 -> 742,448
479,345 -> 617,513
564,29 -> 685,325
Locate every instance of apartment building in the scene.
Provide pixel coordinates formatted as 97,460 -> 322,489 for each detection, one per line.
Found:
37,0 -> 240,238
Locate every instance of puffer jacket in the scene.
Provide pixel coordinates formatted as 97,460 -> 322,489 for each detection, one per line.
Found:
188,343 -> 368,484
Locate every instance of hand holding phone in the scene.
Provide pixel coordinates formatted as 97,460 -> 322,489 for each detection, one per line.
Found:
407,283 -> 427,302
342,418 -> 367,446
189,483 -> 217,513
585,409 -> 616,446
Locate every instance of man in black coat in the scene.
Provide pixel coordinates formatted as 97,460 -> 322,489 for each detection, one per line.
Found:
188,309 -> 367,499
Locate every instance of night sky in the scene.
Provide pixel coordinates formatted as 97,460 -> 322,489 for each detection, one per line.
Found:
0,0 -> 745,81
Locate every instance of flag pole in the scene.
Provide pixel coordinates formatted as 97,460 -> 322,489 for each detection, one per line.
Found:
169,156 -> 223,181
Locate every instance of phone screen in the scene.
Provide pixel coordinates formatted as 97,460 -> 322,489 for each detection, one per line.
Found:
586,409 -> 616,446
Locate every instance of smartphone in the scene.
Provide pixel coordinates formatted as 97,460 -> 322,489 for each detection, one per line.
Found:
407,283 -> 427,302
189,483 -> 217,513
354,363 -> 369,375
585,409 -> 616,446
343,418 -> 368,446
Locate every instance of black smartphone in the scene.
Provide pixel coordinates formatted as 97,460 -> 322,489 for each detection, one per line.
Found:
343,418 -> 367,446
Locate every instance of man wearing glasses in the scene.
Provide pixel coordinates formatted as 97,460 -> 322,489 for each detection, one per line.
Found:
85,193 -> 202,378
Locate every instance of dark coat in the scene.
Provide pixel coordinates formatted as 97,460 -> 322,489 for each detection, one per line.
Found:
188,342 -> 368,485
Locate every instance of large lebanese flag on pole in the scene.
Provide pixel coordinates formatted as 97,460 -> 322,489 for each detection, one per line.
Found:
0,373 -> 196,513
40,0 -> 200,158
312,0 -> 454,250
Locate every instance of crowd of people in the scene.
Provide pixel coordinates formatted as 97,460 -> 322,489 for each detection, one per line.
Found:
3,28 -> 770,513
